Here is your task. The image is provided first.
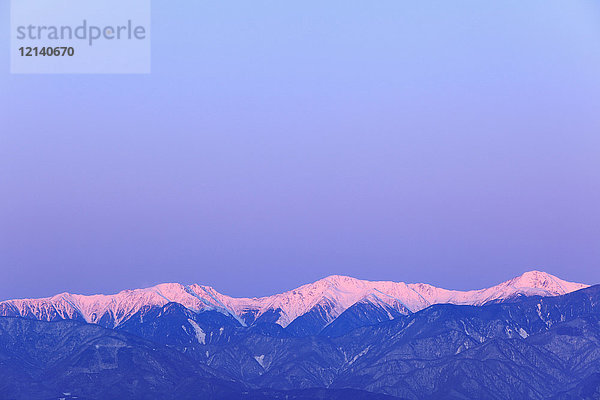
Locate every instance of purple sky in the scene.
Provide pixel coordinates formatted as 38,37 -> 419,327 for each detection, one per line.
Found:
1,1 -> 599,300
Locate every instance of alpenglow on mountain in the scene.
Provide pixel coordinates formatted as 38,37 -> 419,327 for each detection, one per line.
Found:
0,271 -> 587,332
0,271 -> 598,400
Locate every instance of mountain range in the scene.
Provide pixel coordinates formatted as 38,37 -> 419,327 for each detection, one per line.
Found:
0,271 -> 587,333
0,271 -> 598,400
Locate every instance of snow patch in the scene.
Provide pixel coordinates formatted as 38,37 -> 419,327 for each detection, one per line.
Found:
254,354 -> 266,368
518,328 -> 529,338
349,346 -> 371,365
187,319 -> 206,344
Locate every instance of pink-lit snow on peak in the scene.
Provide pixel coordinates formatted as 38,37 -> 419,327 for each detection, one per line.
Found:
0,271 -> 588,328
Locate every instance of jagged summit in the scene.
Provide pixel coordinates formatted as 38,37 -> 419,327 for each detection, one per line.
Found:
0,271 -> 588,330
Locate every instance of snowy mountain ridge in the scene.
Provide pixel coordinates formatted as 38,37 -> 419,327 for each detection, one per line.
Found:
0,271 -> 587,329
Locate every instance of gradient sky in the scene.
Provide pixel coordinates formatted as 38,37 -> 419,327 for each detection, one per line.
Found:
1,0 -> 599,300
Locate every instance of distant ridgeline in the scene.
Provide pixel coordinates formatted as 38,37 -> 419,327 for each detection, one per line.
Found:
0,271 -> 598,400
0,270 -> 587,332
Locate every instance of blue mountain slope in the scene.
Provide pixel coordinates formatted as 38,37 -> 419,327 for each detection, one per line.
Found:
1,285 -> 599,399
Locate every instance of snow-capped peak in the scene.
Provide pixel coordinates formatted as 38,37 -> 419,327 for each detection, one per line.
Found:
505,270 -> 586,294
0,270 -> 589,329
